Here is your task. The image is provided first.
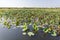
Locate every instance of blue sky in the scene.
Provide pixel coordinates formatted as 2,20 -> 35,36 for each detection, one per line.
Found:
0,0 -> 60,7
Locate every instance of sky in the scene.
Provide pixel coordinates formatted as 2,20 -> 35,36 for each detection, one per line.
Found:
0,0 -> 60,7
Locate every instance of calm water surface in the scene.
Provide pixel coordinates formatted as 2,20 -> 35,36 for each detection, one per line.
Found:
0,23 -> 60,40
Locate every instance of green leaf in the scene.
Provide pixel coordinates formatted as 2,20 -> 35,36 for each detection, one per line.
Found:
33,23 -> 39,31
4,21 -> 11,29
51,30 -> 57,36
15,20 -> 20,26
22,23 -> 28,32
43,28 -> 49,33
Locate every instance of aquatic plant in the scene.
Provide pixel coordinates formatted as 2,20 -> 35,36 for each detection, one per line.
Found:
0,8 -> 60,36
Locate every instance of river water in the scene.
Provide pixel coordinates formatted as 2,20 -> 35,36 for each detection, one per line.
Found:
0,23 -> 60,40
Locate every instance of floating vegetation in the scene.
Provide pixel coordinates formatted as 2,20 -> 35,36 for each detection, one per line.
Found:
0,8 -> 60,36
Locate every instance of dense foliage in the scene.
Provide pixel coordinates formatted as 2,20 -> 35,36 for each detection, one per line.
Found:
0,8 -> 60,36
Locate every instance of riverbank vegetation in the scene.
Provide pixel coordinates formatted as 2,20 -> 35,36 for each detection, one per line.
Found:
0,8 -> 60,36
